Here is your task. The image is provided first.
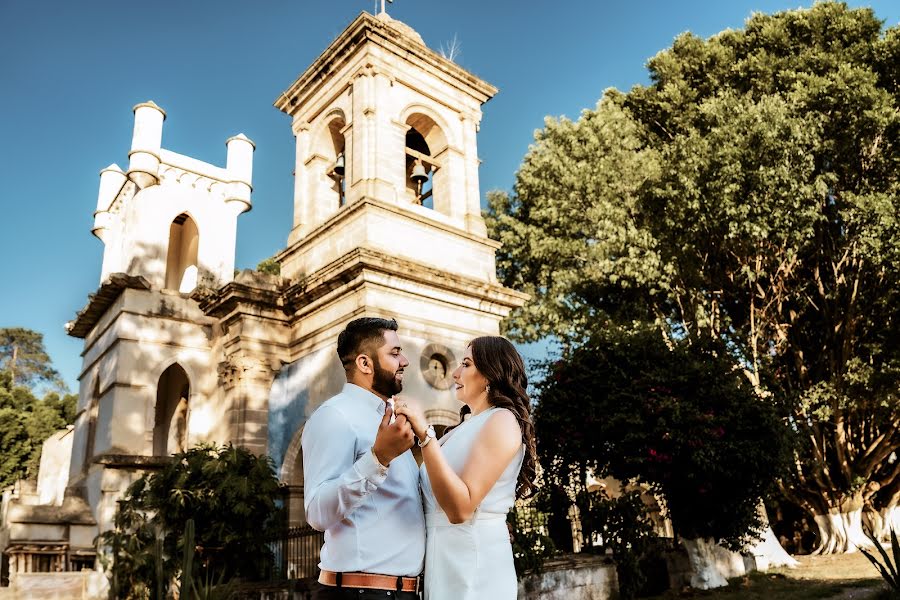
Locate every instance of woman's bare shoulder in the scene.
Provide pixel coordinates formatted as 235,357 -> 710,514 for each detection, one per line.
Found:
482,408 -> 522,443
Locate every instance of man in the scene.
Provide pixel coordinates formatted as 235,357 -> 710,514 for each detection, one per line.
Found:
302,317 -> 424,599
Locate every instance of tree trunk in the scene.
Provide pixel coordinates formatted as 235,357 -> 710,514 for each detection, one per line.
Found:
747,502 -> 799,569
749,526 -> 800,569
862,510 -> 884,542
812,509 -> 874,554
880,505 -> 900,540
841,508 -> 872,551
681,537 -> 747,590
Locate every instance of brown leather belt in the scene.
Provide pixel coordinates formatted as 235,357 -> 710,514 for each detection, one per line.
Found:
319,570 -> 421,593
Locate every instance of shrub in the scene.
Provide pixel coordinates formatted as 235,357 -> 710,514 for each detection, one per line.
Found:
99,444 -> 284,599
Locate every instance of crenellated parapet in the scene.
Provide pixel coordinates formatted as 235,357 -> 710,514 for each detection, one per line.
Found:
91,102 -> 255,291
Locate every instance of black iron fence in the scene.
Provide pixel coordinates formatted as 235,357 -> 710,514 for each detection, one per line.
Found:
267,525 -> 324,581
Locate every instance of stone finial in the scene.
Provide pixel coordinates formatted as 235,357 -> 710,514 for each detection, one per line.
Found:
93,164 -> 126,241
127,101 -> 166,189
225,133 -> 255,211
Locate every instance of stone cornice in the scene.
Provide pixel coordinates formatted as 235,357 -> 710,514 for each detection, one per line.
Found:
284,246 -> 529,315
274,12 -> 497,116
93,454 -> 173,469
194,271 -> 288,319
275,195 -> 501,269
5,495 -> 97,526
66,273 -> 152,339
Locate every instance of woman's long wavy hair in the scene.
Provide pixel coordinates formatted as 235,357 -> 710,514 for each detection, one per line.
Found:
450,336 -> 537,498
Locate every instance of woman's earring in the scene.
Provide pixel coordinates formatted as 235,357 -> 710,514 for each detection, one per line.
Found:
486,384 -> 491,393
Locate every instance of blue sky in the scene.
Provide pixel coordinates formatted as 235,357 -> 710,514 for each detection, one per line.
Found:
2,0 -> 898,392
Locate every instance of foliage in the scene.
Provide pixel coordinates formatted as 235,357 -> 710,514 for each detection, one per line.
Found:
535,328 -> 790,549
0,327 -> 66,391
583,489 -> 665,600
860,526 -> 900,593
179,519 -> 239,600
0,369 -> 77,488
507,503 -> 556,576
255,257 -> 281,276
487,1 -> 900,526
99,444 -> 285,599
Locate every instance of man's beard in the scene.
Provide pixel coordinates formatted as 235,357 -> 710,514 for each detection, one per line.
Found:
372,361 -> 403,397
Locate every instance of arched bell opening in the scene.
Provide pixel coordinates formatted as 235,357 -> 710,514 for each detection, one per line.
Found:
312,115 -> 347,213
153,363 -> 190,456
404,113 -> 446,213
164,213 -> 199,292
405,128 -> 433,208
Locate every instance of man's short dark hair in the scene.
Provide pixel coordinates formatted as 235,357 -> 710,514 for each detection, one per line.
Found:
337,317 -> 399,368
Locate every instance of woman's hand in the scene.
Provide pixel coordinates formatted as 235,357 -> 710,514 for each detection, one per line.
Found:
393,397 -> 427,439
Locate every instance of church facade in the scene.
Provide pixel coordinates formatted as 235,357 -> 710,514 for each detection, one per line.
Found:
1,10 -> 526,582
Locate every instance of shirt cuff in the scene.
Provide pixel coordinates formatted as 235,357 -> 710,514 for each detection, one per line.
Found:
356,446 -> 389,483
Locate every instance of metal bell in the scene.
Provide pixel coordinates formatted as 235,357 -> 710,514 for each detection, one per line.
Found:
411,159 -> 429,186
333,152 -> 345,177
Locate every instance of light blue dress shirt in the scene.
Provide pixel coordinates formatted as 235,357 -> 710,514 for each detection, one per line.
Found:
302,383 -> 425,577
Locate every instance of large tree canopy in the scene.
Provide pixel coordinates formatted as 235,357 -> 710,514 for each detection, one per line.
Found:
0,327 -> 65,391
488,2 -> 900,553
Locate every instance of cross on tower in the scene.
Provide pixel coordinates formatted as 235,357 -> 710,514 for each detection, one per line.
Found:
378,0 -> 393,15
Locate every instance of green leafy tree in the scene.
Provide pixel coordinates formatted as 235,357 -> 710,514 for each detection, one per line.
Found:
536,329 -> 788,545
255,257 -> 281,276
100,444 -> 285,599
488,2 -> 900,553
0,370 -> 77,488
535,329 -> 789,592
0,327 -> 66,391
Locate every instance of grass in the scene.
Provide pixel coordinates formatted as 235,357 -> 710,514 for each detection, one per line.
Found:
643,552 -> 893,600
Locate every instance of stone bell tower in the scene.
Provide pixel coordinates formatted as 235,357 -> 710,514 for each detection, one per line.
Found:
268,11 -> 528,522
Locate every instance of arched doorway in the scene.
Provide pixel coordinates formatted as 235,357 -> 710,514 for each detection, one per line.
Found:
281,425 -> 307,528
153,364 -> 189,456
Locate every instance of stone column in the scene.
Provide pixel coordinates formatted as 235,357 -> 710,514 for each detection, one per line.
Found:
220,355 -> 279,456
461,114 -> 487,236
289,123 -> 311,242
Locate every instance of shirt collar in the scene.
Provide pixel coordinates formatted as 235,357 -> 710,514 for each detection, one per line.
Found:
342,382 -> 389,414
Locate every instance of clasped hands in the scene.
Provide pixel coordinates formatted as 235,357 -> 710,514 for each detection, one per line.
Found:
372,396 -> 428,466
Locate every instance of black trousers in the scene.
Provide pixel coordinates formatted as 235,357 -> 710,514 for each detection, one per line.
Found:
311,582 -> 420,600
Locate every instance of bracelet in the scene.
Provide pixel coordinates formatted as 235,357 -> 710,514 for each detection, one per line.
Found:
418,434 -> 432,448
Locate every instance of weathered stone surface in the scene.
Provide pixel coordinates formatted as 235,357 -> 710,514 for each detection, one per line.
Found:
518,554 -> 619,600
3,571 -> 108,600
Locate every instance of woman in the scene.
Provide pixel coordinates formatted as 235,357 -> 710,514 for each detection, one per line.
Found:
394,336 -> 537,600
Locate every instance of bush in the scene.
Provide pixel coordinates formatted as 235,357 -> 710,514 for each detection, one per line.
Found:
535,328 -> 790,550
582,488 -> 668,599
99,444 -> 285,599
508,503 -> 556,576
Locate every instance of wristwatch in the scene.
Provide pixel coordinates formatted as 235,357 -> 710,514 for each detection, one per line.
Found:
418,425 -> 436,448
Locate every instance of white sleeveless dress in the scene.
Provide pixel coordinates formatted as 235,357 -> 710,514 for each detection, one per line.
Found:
420,407 -> 525,600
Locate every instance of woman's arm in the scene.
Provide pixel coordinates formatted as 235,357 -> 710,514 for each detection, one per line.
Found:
396,402 -> 521,523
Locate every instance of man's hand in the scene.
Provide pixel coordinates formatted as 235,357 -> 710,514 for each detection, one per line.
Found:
393,397 -> 428,439
372,403 -> 414,466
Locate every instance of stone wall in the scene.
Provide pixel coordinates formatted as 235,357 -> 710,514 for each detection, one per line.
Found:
517,554 -> 619,600
2,571 -> 107,600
